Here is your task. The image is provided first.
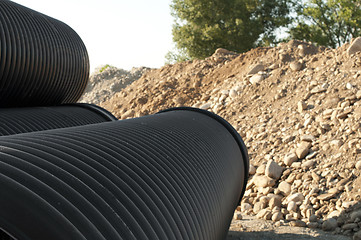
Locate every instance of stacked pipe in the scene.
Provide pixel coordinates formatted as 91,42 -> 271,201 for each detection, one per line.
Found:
0,0 -> 89,107
0,104 -> 117,136
0,1 -> 249,240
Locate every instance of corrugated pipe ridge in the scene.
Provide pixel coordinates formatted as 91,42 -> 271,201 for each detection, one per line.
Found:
0,108 -> 248,240
0,104 -> 117,136
0,0 -> 89,107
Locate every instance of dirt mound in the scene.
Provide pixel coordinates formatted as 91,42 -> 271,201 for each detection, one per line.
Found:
99,38 -> 361,239
79,65 -> 149,105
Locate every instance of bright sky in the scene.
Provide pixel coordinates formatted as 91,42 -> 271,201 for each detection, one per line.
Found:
11,0 -> 174,73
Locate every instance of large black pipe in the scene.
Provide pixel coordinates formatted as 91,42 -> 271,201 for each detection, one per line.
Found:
0,108 -> 248,240
0,0 -> 89,107
0,103 -> 117,136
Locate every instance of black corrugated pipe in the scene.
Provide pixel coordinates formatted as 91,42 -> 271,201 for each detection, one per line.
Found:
0,107 -> 248,240
0,103 -> 117,136
0,0 -> 89,107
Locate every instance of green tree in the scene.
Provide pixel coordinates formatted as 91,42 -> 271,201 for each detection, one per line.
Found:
169,0 -> 292,60
290,0 -> 361,48
165,47 -> 190,64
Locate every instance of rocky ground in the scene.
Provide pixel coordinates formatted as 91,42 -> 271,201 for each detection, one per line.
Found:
79,65 -> 149,105
92,37 -> 361,239
228,214 -> 350,240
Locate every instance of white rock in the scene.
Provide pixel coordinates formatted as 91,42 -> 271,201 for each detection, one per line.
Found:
269,196 -> 282,208
256,209 -> 270,219
304,118 -> 313,128
229,89 -> 238,99
357,90 -> 361,99
253,202 -> 264,214
301,135 -> 315,142
290,61 -> 303,71
326,210 -> 341,219
298,101 -> 307,113
283,135 -> 294,143
248,64 -> 264,75
291,162 -> 302,169
200,103 -> 211,110
342,201 -> 357,209
253,175 -> 276,188
221,90 -> 229,95
122,109 -> 135,119
241,202 -> 252,212
249,164 -> 256,175
265,160 -> 284,180
347,37 -> 361,56
215,48 -> 232,55
278,181 -> 292,196
287,201 -> 298,212
296,142 -> 312,159
256,164 -> 266,175
301,160 -> 315,169
272,212 -> 284,222
250,74 -> 264,84
311,85 -> 327,94
284,153 -> 298,166
356,161 -> 361,170
346,82 -> 354,89
330,139 -> 343,148
287,193 -> 304,203
235,85 -> 243,92
305,151 -> 318,160
193,102 -> 202,108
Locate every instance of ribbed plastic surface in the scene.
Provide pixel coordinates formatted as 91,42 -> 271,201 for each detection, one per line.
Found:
0,109 -> 248,240
0,0 -> 89,107
0,231 -> 13,240
0,104 -> 117,136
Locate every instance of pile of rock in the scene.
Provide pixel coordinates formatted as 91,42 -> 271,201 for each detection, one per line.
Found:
98,37 -> 361,239
79,65 -> 149,105
240,154 -> 360,233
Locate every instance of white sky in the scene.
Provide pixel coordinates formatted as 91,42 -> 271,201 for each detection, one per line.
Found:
11,0 -> 174,73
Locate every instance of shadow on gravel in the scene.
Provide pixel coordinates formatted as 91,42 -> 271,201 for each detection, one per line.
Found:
227,214 -> 352,240
227,230 -> 349,240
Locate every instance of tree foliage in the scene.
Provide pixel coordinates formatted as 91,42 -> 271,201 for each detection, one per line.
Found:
170,0 -> 292,60
168,0 -> 361,62
290,0 -> 361,48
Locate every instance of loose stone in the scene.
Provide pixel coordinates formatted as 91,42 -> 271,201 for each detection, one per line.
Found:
265,160 -> 284,180
290,61 -> 303,71
290,220 -> 307,227
284,153 -> 298,166
296,142 -> 312,159
248,64 -> 265,75
298,101 -> 307,113
233,211 -> 243,220
250,74 -> 264,85
278,181 -> 292,196
272,211 -> 284,222
348,37 -> 361,55
322,218 -> 338,231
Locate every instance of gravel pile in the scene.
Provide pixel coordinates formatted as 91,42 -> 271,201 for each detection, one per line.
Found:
97,37 -> 361,239
79,65 -> 149,105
